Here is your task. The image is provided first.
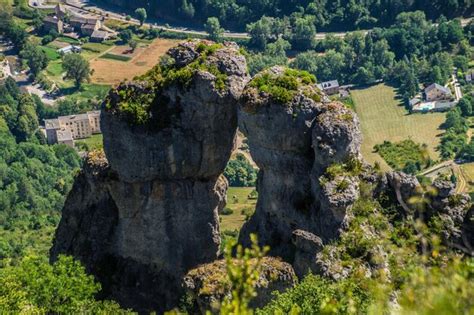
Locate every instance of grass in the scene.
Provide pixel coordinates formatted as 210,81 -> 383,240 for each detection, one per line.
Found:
59,83 -> 111,102
40,46 -> 60,61
352,84 -> 446,170
75,134 -> 103,151
461,162 -> 474,191
81,42 -> 113,54
99,53 -> 132,62
45,60 -> 63,77
56,36 -> 80,44
220,187 -> 257,231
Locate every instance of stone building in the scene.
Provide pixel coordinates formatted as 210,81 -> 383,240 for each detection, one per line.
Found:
424,83 -> 453,102
317,80 -> 340,95
44,111 -> 101,145
42,16 -> 64,34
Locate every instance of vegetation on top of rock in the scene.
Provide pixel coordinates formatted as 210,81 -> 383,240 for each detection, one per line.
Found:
105,41 -> 236,127
320,156 -> 364,184
247,68 -> 319,104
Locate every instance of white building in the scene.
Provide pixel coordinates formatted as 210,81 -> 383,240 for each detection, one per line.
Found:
57,45 -> 82,54
44,111 -> 101,145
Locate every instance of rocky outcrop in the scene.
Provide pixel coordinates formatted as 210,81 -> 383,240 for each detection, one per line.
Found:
183,257 -> 297,314
51,41 -> 249,313
238,66 -> 362,276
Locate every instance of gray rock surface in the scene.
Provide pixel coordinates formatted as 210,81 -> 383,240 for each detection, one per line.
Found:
238,66 -> 363,269
51,41 -> 248,313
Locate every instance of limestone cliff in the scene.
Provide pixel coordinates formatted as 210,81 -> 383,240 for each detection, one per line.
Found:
238,66 -> 363,276
51,40 -> 249,313
50,41 -> 473,314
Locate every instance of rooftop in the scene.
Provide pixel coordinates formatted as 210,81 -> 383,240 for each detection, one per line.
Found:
43,16 -> 60,24
44,118 -> 60,129
317,80 -> 339,90
91,30 -> 109,39
425,83 -> 451,94
57,128 -> 73,142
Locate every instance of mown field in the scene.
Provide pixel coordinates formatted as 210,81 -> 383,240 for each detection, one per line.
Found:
220,187 -> 257,231
352,84 -> 446,170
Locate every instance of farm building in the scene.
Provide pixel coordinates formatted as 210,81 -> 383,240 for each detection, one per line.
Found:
57,45 -> 82,54
91,30 -> 111,42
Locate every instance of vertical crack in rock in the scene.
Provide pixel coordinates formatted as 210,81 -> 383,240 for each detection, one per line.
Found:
50,41 -> 249,313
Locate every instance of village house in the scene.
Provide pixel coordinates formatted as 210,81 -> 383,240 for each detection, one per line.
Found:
424,83 -> 453,102
317,80 -> 340,95
91,30 -> 111,42
81,22 -> 100,36
57,45 -> 82,54
44,111 -> 101,146
42,16 -> 64,34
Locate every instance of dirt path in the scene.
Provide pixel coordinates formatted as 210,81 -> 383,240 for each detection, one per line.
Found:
454,164 -> 468,194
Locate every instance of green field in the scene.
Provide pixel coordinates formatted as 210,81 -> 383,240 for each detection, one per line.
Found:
351,84 -> 446,170
220,187 -> 257,231
75,134 -> 103,151
40,46 -> 60,61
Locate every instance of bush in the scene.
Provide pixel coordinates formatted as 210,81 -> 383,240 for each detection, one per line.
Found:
0,255 -> 127,313
221,207 -> 234,215
374,140 -> 431,173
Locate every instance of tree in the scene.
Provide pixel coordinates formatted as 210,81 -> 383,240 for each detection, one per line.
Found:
457,97 -> 472,117
180,0 -> 195,18
119,29 -> 133,44
0,255 -> 125,313
62,54 -> 91,87
14,93 -> 39,142
129,39 -> 138,52
290,16 -> 316,50
20,42 -> 48,79
135,8 -> 147,26
205,17 -> 224,42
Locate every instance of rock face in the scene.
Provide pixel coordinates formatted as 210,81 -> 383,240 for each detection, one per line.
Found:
50,41 -> 249,313
238,66 -> 363,276
183,257 -> 297,314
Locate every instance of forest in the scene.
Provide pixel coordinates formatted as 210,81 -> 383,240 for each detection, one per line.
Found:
97,0 -> 473,31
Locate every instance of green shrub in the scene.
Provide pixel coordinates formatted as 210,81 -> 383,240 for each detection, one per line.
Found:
248,68 -> 318,104
100,53 -> 132,62
221,207 -> 234,215
374,139 -> 431,173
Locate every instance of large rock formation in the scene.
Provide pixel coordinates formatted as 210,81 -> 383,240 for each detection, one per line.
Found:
238,66 -> 363,276
50,40 -> 249,313
183,257 -> 296,314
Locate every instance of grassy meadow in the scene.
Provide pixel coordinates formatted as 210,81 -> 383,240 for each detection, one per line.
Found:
220,187 -> 257,232
351,84 -> 446,170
